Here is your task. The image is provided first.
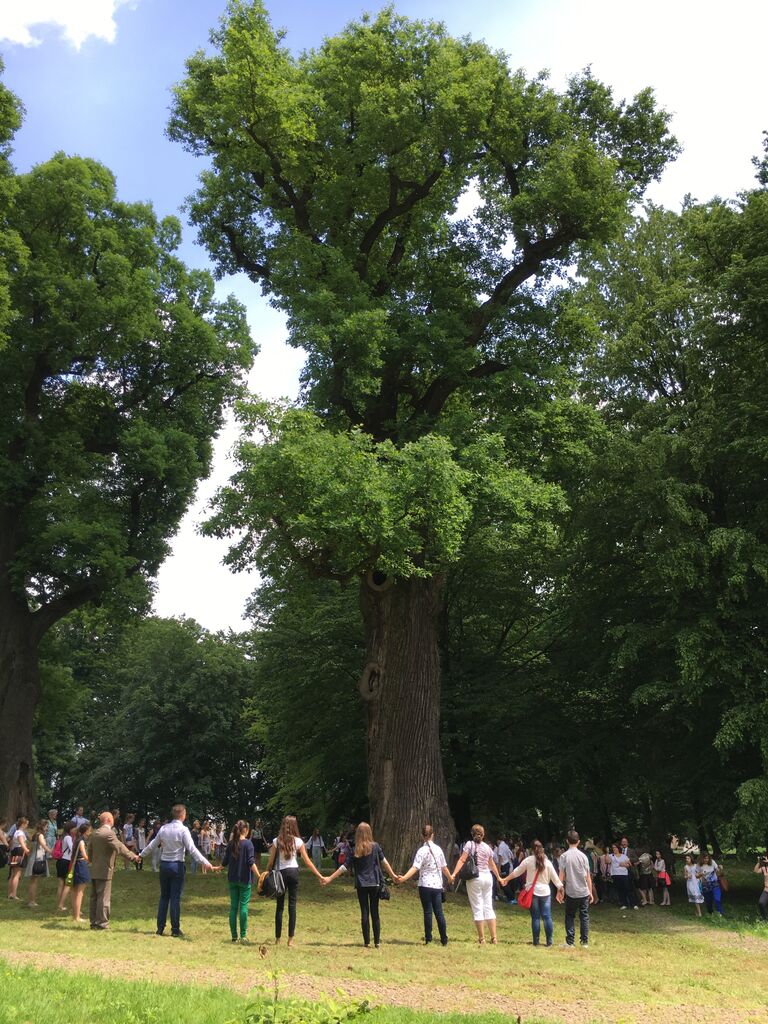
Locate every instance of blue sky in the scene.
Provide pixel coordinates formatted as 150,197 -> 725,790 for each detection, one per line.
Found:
2,1 -> 767,630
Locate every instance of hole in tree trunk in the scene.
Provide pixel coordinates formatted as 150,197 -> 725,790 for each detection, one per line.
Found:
366,569 -> 391,591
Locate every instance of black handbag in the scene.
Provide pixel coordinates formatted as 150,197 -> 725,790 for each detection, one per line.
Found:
375,845 -> 390,901
458,841 -> 480,881
259,844 -> 286,899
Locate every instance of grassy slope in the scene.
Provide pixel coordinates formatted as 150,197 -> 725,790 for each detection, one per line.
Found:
1,860 -> 767,1024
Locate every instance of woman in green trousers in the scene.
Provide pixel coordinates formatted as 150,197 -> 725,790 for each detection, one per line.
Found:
222,820 -> 263,943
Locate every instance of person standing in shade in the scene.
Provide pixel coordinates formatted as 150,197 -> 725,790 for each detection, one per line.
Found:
684,853 -> 704,916
395,824 -> 453,946
450,824 -> 506,945
24,818 -> 52,907
139,803 -> 219,937
307,829 -> 326,869
222,820 -> 263,944
72,806 -> 89,829
7,817 -> 30,901
698,851 -> 723,917
88,811 -> 139,930
654,849 -> 671,907
135,818 -> 147,870
494,835 -> 514,902
44,809 -> 58,859
504,839 -> 564,947
322,821 -> 397,949
558,831 -> 594,948
609,843 -> 638,910
264,815 -> 326,946
55,822 -> 76,911
754,855 -> 768,921
70,823 -> 92,923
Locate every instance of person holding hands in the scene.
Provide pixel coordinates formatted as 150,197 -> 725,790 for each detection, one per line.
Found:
396,824 -> 453,945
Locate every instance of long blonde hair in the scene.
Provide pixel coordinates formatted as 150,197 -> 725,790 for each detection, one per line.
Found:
277,815 -> 299,858
355,821 -> 374,857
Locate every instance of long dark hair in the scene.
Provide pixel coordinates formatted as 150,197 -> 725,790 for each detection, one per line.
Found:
229,820 -> 249,858
532,839 -> 546,871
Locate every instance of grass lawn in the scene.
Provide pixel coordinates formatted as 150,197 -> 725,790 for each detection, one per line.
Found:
1,859 -> 767,1024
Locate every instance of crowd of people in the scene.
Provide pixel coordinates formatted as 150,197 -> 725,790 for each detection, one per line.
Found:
3,807 -> 768,950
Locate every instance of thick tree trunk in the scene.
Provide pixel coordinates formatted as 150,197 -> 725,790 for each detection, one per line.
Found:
359,573 -> 455,869
0,594 -> 40,822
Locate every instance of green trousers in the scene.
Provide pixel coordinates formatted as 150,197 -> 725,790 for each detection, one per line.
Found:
229,882 -> 252,939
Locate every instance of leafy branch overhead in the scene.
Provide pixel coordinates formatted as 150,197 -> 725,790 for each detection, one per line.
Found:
170,1 -> 677,442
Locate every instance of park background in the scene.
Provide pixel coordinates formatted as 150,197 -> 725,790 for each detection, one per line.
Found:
1,2 -> 768,1021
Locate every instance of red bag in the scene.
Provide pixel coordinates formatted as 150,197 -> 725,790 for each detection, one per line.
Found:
52,838 -> 63,860
518,869 -> 541,910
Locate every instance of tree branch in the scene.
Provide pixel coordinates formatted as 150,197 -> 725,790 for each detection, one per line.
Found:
32,581 -> 99,642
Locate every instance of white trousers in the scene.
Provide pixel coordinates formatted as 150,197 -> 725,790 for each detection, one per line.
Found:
466,871 -> 495,921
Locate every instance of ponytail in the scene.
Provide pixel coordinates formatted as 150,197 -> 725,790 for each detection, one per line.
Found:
230,819 -> 248,859
533,839 -> 546,872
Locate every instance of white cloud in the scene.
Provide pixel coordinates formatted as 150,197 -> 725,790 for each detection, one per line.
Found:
0,1 -> 136,49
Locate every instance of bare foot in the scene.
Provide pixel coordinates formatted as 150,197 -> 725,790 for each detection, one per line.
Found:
287,937 -> 295,948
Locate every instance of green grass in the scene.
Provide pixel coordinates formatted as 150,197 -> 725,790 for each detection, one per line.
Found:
1,859 -> 767,1024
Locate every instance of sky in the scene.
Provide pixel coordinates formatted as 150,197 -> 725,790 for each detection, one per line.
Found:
2,0 -> 766,632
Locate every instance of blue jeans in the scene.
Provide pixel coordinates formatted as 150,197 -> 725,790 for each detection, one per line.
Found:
158,861 -> 186,934
418,886 -> 448,944
564,894 -> 590,945
703,882 -> 722,915
530,894 -> 553,946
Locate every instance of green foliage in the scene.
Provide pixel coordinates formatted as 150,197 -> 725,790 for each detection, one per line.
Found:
36,615 -> 265,819
0,149 -> 254,626
228,973 -> 371,1024
172,1 -> 676,584
0,61 -> 24,347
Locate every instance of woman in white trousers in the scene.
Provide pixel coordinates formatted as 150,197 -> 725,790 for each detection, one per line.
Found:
450,824 -> 505,944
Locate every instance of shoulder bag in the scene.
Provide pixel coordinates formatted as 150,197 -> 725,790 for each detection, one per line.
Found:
32,840 -> 47,875
426,842 -> 447,902
259,843 -> 286,899
375,845 -> 391,901
458,841 -> 480,881
66,839 -> 81,887
518,866 -> 541,910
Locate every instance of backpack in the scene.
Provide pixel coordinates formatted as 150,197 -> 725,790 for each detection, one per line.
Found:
52,838 -> 63,860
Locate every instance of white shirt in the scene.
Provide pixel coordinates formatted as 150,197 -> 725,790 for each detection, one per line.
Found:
73,816 -> 89,828
511,855 -> 562,897
273,836 -> 304,869
60,834 -> 74,860
136,828 -> 147,851
412,841 -> 447,889
140,820 -> 211,867
495,840 -> 513,867
700,860 -> 719,883
610,853 -> 630,876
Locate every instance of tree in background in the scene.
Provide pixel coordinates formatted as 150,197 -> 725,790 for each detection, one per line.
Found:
170,0 -> 676,861
0,140 -> 254,818
0,62 -> 23,345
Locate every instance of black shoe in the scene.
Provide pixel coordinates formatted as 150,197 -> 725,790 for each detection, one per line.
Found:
155,930 -> 165,936
441,940 -> 448,946
171,930 -> 184,938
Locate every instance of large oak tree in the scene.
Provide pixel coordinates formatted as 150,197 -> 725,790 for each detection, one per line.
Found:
0,141 -> 254,818
171,0 -> 676,862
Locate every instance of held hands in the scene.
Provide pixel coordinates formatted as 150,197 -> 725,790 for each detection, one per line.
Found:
556,889 -> 565,904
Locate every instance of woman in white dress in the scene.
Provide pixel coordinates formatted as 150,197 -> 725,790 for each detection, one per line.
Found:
684,853 -> 703,916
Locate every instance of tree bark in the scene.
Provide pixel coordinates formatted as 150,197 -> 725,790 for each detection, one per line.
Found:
0,591 -> 40,822
359,573 -> 456,869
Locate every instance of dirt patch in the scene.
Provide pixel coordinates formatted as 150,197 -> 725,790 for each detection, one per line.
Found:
4,949 -> 767,1024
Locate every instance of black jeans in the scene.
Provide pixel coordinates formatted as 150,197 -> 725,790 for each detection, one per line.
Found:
357,885 -> 381,946
564,894 -> 590,945
418,886 -> 447,944
758,891 -> 768,921
613,875 -> 636,907
158,861 -> 185,934
275,867 -> 299,938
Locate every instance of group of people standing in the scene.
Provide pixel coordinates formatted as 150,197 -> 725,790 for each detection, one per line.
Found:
5,808 -> 768,945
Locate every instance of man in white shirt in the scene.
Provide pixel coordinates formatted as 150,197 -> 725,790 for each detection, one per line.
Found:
496,837 -> 514,902
72,806 -> 89,828
139,804 -> 220,936
559,830 -> 594,947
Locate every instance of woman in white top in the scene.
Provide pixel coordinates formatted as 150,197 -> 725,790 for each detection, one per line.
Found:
396,824 -> 454,945
7,817 -> 30,901
55,822 -> 76,911
504,839 -> 563,947
609,843 -> 637,909
24,818 -> 51,907
684,852 -> 703,915
654,850 -> 671,907
698,852 -> 723,916
449,824 -> 505,944
264,814 -> 325,946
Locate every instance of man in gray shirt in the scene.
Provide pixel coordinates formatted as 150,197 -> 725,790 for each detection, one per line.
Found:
559,829 -> 594,947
